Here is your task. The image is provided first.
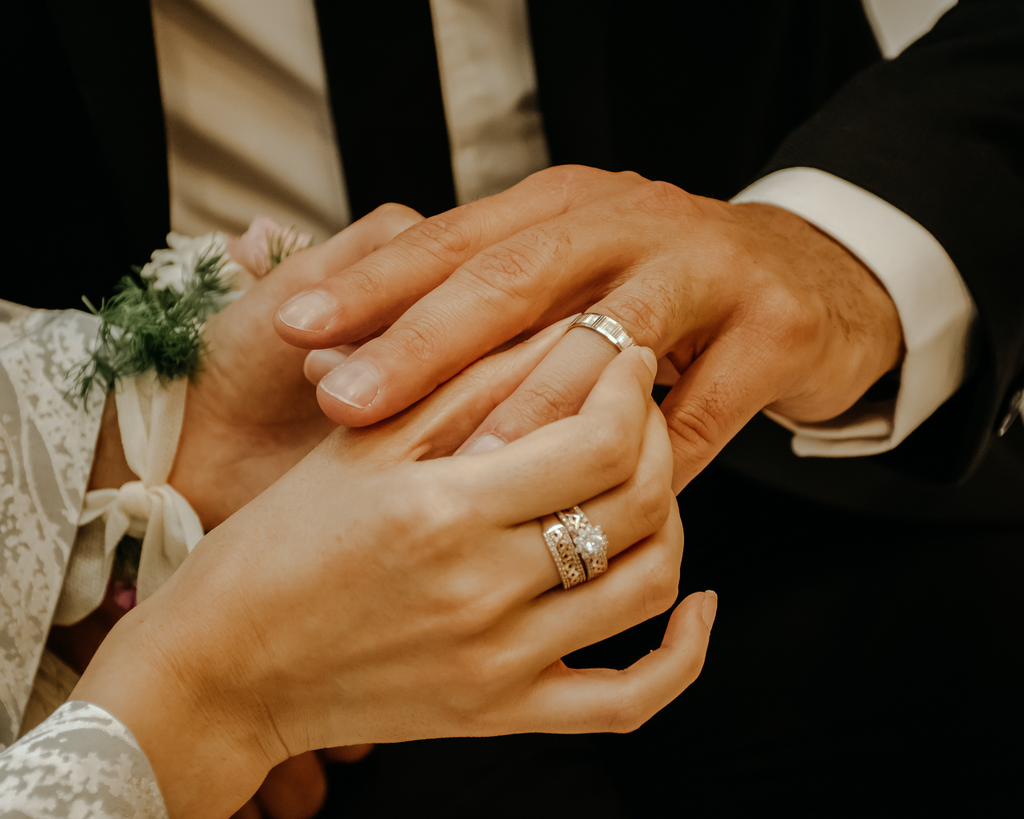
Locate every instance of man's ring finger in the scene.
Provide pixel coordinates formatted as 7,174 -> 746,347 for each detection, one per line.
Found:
568,313 -> 636,353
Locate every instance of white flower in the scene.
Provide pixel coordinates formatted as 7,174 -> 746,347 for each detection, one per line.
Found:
139,231 -> 245,293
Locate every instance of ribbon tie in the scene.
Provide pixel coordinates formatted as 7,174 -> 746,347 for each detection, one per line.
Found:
53,372 -> 203,625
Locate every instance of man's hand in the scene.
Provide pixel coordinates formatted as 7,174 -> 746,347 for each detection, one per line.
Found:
274,165 -> 903,491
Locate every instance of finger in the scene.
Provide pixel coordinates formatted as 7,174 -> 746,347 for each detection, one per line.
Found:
442,347 -> 659,525
327,315 -> 576,465
660,329 -> 780,493
517,506 -> 684,659
265,203 -> 424,321
490,400 -> 674,598
322,743 -> 374,763
231,800 -> 262,819
309,217 -> 624,424
301,189 -> 652,426
253,751 -> 327,819
304,345 -> 357,384
508,590 -> 717,736
207,204 -> 424,387
457,313 -> 637,455
274,166 -> 641,347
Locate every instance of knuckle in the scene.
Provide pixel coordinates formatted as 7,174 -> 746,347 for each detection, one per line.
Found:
390,477 -> 462,559
505,372 -> 586,431
470,642 -> 521,695
371,202 -> 423,233
440,587 -> 505,639
457,225 -> 567,304
639,548 -> 681,621
580,417 -> 635,483
600,289 -> 667,349
630,470 -> 672,535
461,244 -> 540,301
412,213 -> 476,261
626,179 -> 695,217
337,261 -> 389,301
613,169 -> 648,187
532,163 -> 596,191
757,285 -> 820,355
389,318 -> 452,365
665,395 -> 721,457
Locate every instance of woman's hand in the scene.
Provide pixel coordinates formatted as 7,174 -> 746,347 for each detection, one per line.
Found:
72,342 -> 716,819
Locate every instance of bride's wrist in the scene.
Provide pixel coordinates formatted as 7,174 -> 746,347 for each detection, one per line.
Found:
71,595 -> 278,818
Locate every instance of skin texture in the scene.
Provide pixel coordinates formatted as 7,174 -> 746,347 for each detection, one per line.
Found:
274,165 -> 904,492
71,347 -> 717,819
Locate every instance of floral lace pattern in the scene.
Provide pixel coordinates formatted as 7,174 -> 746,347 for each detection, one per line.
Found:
0,302 -> 105,748
0,700 -> 166,818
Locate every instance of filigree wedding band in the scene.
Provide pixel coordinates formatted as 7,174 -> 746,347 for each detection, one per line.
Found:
541,505 -> 609,589
541,514 -> 587,589
568,313 -> 636,353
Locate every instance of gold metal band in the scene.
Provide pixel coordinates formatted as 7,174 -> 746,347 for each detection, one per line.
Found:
541,515 -> 587,589
568,313 -> 636,353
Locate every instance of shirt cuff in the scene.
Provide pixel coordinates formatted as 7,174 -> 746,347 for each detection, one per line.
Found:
731,167 -> 978,457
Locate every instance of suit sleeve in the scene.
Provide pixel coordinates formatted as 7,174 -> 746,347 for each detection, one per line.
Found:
760,0 -> 1024,482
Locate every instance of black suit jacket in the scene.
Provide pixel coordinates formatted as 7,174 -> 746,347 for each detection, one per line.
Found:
11,0 -> 1024,494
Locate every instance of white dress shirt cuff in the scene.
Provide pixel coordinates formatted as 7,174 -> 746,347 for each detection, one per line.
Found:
731,167 -> 977,457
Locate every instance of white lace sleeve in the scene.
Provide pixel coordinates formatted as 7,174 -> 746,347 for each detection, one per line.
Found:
0,301 -> 106,747
0,700 -> 167,818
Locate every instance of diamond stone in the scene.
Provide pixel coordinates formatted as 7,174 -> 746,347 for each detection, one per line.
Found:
578,524 -> 607,556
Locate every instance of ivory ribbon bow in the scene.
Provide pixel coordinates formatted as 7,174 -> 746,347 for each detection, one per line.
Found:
53,373 -> 203,625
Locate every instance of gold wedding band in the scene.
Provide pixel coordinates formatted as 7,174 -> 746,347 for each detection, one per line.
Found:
542,515 -> 587,589
541,505 -> 609,589
568,313 -> 636,353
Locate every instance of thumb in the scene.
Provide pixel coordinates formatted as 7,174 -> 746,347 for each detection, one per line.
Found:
660,337 -> 773,493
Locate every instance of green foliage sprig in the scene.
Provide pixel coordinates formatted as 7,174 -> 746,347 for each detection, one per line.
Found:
70,249 -> 234,404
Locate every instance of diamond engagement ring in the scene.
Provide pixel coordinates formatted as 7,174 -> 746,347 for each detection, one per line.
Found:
541,505 -> 610,589
568,313 -> 636,353
556,506 -> 609,581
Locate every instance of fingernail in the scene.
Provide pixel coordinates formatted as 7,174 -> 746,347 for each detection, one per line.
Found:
304,348 -> 350,384
638,347 -> 658,378
277,291 -> 335,332
308,348 -> 350,369
320,360 -> 380,409
459,433 -> 507,456
702,590 -> 718,628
